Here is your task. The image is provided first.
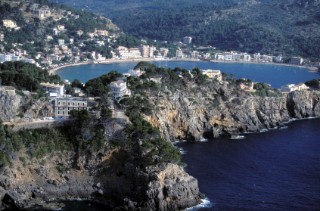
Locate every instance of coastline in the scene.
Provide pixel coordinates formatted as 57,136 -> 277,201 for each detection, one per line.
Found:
47,58 -> 318,75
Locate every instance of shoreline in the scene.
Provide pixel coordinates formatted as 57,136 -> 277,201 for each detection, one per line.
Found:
47,58 -> 318,75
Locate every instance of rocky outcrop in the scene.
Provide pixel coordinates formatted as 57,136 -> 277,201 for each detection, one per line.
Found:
147,81 -> 320,141
144,164 -> 202,210
0,88 -> 21,122
0,150 -> 202,210
287,90 -> 320,118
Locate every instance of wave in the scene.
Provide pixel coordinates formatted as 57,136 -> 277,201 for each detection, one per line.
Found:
200,138 -> 208,142
186,198 -> 213,210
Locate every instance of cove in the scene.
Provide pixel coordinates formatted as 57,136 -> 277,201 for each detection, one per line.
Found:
57,61 -> 319,88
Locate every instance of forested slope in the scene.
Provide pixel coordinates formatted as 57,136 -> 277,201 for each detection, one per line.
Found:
54,0 -> 320,59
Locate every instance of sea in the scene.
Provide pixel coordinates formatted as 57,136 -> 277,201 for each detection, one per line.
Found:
58,61 -> 320,210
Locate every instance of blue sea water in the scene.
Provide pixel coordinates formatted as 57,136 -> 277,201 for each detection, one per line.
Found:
57,62 -> 320,210
57,61 -> 320,88
181,118 -> 320,210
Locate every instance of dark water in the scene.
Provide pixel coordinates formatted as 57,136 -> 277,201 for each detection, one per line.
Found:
57,61 -> 320,88
181,118 -> 320,210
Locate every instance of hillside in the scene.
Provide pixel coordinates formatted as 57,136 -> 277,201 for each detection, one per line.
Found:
54,0 -> 320,60
0,0 -> 138,68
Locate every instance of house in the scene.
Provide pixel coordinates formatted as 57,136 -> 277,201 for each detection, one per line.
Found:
280,83 -> 309,92
57,25 -> 65,31
116,46 -> 142,59
159,48 -> 169,57
95,30 -> 109,36
0,54 -> 20,63
3,86 -> 16,96
109,80 -> 131,99
54,98 -> 88,117
2,19 -> 17,29
214,53 -> 224,60
38,9 -> 51,19
76,30 -> 84,36
202,69 -> 222,81
129,69 -> 145,77
238,80 -> 254,91
289,57 -> 304,65
176,48 -> 183,58
58,39 -> 65,46
191,51 -> 199,59
40,82 -> 64,97
140,45 -> 156,58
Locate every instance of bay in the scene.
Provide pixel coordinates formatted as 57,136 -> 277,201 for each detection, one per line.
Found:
57,61 -> 320,88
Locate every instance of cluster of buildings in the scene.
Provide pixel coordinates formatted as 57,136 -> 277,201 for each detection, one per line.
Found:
174,48 -> 304,65
0,53 -> 36,64
115,45 -> 169,60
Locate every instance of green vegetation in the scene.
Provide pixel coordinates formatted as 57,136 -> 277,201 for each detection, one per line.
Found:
0,0 -> 119,62
85,71 -> 122,96
254,82 -> 282,97
56,0 -> 320,59
0,121 -> 72,168
305,79 -> 320,90
0,61 -> 61,91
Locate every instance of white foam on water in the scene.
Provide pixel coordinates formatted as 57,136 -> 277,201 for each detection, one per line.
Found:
186,198 -> 213,210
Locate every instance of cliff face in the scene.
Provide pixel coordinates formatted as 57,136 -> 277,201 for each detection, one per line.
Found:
147,80 -> 320,141
0,151 -> 201,210
0,88 -> 21,122
0,118 -> 202,210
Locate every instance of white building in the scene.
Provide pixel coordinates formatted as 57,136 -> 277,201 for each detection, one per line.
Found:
58,39 -> 65,46
0,54 -> 20,63
176,48 -> 184,58
40,82 -> 64,97
2,19 -> 17,29
202,69 -> 222,81
280,83 -> 309,92
191,51 -> 199,59
116,46 -> 142,59
109,80 -> 131,99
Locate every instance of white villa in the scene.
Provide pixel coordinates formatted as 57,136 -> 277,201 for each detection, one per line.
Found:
202,69 -> 222,82
280,83 -> 309,92
109,80 -> 131,99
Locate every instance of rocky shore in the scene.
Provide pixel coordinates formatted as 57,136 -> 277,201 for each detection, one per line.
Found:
146,79 -> 320,142
0,152 -> 202,210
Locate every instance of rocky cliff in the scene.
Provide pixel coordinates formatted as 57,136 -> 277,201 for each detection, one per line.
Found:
0,151 -> 202,210
0,118 -> 202,210
0,88 -> 21,122
146,78 -> 320,142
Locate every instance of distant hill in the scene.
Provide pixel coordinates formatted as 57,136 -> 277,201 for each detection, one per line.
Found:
0,0 -> 124,65
53,0 -> 320,60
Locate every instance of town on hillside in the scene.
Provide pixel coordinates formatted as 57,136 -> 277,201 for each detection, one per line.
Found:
0,1 -> 319,71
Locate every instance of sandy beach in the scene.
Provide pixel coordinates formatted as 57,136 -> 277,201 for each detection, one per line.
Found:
48,58 -> 319,75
